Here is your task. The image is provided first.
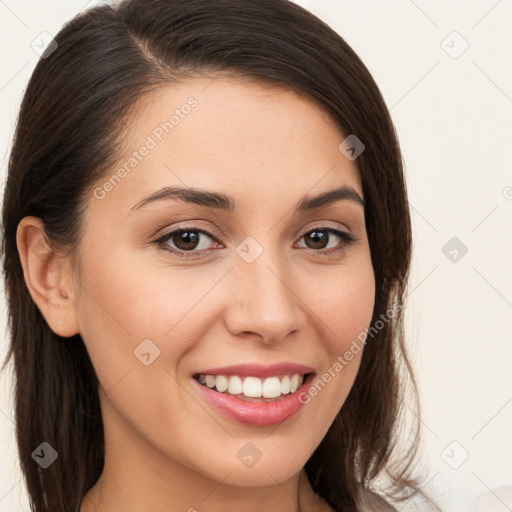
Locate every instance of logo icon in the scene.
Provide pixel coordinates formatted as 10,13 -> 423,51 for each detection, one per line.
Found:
441,441 -> 469,469
236,237 -> 264,264
134,338 -> 161,366
339,134 -> 365,161
236,442 -> 263,468
442,236 -> 468,263
31,442 -> 58,469
441,31 -> 469,60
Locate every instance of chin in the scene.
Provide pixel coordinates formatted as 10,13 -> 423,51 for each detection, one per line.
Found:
223,466 -> 301,487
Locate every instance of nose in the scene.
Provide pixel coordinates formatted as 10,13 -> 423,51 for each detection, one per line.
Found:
223,244 -> 305,345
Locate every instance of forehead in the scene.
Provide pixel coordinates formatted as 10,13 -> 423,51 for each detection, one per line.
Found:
89,75 -> 363,218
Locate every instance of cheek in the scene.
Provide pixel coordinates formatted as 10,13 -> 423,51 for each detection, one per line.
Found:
74,247 -> 223,388
333,263 -> 375,379
313,260 -> 376,355
299,259 -> 375,422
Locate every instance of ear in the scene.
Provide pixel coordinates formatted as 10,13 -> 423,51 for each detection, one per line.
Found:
16,216 -> 80,337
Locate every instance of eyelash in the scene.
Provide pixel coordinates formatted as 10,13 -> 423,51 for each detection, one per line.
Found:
153,224 -> 357,260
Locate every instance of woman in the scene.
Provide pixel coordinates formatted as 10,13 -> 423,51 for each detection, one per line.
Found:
1,0 -> 442,511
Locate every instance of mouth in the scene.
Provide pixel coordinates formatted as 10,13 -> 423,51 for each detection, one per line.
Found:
192,372 -> 314,402
191,364 -> 316,427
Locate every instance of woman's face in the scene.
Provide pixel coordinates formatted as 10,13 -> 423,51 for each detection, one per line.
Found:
72,76 -> 375,488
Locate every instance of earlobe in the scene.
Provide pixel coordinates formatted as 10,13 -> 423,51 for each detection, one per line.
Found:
16,216 -> 80,338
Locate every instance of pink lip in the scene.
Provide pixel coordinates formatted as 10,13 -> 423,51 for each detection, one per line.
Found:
192,372 -> 315,427
194,362 -> 315,378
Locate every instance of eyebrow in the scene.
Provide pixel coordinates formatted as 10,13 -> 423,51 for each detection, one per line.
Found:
130,184 -> 365,213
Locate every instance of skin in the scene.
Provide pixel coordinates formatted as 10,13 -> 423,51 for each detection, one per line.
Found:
17,76 -> 375,512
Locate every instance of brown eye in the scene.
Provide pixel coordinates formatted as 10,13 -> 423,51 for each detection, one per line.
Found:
170,230 -> 202,251
296,228 -> 356,254
302,230 -> 329,249
155,228 -> 219,257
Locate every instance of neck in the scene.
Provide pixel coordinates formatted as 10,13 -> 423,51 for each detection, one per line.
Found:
80,399 -> 329,512
81,465 -> 325,512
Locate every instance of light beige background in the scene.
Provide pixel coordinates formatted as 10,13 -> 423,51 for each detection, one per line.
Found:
1,1 -> 511,511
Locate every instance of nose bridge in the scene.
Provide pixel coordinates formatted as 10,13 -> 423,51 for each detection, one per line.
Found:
224,236 -> 302,342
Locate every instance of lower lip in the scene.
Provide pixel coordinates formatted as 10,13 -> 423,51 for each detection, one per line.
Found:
192,374 -> 315,427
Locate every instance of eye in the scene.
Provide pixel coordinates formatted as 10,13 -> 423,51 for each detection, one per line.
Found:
154,227 -> 220,258
295,227 -> 356,255
153,224 -> 357,259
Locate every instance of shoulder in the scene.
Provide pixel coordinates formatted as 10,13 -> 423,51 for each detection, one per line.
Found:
357,489 -> 398,511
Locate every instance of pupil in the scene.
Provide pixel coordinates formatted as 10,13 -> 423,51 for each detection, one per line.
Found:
175,230 -> 199,250
308,230 -> 327,249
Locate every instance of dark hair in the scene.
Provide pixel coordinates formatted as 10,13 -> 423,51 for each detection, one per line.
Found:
1,1 -> 442,511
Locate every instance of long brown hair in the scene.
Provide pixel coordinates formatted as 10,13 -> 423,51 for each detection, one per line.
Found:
1,1 -> 441,510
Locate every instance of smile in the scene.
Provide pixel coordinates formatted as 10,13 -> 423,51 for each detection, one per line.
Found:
194,373 -> 307,401
191,364 -> 316,427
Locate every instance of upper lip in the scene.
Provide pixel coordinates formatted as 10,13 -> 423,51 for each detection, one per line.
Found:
194,363 -> 315,378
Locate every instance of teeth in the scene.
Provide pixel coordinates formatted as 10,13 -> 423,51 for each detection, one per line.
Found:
215,375 -> 228,393
262,376 -> 282,398
243,376 -> 262,397
228,375 -> 243,395
281,375 -> 291,394
197,373 -> 306,399
290,374 -> 300,393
